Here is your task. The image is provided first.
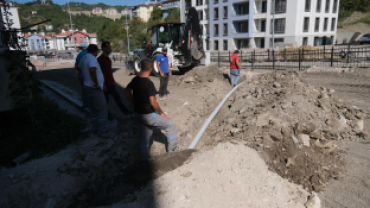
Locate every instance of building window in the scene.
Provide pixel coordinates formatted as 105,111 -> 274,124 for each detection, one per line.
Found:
303,37 -> 308,45
261,20 -> 266,32
214,40 -> 218,50
331,36 -> 334,44
271,18 -> 286,33
237,39 -> 248,49
79,37 -> 83,43
274,0 -> 287,13
223,6 -> 228,19
223,23 -> 228,36
331,18 -> 336,31
214,0 -> 218,4
223,40 -> 228,50
31,40 -> 35,50
214,8 -> 219,20
316,0 -> 321,12
234,2 -> 249,15
323,18 -> 328,31
315,17 -> 320,32
85,37 -> 88,43
270,38 -> 284,46
303,17 -> 310,32
314,37 -> 320,46
206,38 -> 210,50
262,1 -> 267,13
214,24 -> 219,36
325,0 -> 330,13
305,0 -> 311,12
205,9 -> 209,20
198,10 -> 203,20
333,0 -> 338,13
196,0 -> 203,6
234,21 -> 248,33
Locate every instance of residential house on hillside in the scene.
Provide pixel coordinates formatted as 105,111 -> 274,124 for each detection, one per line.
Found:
121,8 -> 132,18
104,8 -> 118,14
190,0 -> 339,50
161,0 -> 180,18
92,7 -> 103,14
24,33 -> 51,51
54,29 -> 97,50
131,3 -> 162,22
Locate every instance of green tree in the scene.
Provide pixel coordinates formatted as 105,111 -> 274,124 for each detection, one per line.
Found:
96,21 -> 127,52
164,8 -> 180,23
128,17 -> 147,50
147,6 -> 163,28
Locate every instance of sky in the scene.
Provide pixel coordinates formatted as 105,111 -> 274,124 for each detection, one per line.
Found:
12,0 -> 138,6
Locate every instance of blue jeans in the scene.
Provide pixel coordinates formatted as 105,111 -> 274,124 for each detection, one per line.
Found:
230,69 -> 240,86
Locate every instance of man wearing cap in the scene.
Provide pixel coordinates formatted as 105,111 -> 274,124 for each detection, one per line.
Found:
230,50 -> 241,87
79,44 -> 114,138
156,47 -> 171,99
125,59 -> 180,161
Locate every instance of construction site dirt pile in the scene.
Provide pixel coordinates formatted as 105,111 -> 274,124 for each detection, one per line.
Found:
209,70 -> 368,192
176,65 -> 228,85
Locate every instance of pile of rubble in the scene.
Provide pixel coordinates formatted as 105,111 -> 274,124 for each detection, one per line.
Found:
211,70 -> 368,192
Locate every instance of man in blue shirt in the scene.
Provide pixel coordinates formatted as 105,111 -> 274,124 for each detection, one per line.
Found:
156,47 -> 171,99
75,48 -> 89,108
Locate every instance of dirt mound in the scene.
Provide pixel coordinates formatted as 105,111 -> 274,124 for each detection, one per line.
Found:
102,143 -> 309,208
176,65 -> 227,84
209,70 -> 367,192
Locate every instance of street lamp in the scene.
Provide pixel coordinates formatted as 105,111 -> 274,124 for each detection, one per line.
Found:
125,14 -> 130,55
272,0 -> 275,50
67,0 -> 77,54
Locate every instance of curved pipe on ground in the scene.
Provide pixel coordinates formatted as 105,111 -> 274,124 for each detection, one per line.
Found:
188,81 -> 245,149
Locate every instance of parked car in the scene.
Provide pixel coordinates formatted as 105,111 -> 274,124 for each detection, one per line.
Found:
359,33 -> 370,44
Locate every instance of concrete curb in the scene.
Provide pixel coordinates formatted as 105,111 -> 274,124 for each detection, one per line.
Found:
39,80 -> 90,115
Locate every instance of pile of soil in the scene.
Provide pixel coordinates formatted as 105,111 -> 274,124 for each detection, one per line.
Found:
100,143 -> 310,208
209,70 -> 368,192
176,65 -> 227,84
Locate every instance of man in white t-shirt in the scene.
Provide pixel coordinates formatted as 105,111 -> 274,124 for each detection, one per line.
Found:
79,44 -> 114,138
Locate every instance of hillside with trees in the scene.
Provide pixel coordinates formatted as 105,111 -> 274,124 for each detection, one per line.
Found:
60,2 -> 129,13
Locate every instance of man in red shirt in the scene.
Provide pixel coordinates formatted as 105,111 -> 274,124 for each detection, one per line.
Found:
98,42 -> 133,119
230,50 -> 241,87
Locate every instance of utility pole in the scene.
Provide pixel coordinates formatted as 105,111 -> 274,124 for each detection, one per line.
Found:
272,0 -> 275,50
126,14 -> 130,55
67,0 -> 77,53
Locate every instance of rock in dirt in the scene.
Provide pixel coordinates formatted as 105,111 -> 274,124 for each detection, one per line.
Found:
304,195 -> 321,208
256,114 -> 269,127
298,134 -> 311,146
294,122 -> 316,134
180,171 -> 192,178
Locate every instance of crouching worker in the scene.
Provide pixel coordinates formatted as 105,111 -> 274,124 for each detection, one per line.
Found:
125,59 -> 179,161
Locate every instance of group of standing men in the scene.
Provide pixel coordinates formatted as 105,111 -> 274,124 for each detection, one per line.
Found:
75,44 -> 178,161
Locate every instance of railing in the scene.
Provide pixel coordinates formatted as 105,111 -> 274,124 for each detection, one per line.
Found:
210,44 -> 370,70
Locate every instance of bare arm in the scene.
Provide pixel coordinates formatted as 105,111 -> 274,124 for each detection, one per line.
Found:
89,67 -> 101,89
149,95 -> 169,120
157,62 -> 164,77
236,60 -> 241,70
125,87 -> 134,106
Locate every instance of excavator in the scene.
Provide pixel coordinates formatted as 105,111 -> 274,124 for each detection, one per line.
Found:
132,7 -> 205,76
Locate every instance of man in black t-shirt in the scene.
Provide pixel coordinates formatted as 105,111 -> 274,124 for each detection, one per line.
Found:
125,59 -> 179,161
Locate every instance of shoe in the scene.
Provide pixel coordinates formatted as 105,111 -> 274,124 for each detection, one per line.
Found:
172,146 -> 185,152
166,90 -> 170,94
159,96 -> 166,101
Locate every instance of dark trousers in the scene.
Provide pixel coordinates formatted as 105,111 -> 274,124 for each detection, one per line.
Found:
104,84 -> 132,115
78,77 -> 88,106
159,74 -> 169,97
84,86 -> 108,133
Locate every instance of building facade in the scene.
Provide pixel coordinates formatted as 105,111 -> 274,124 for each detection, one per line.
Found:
161,0 -> 180,18
191,0 -> 339,51
131,3 -> 162,22
54,30 -> 97,50
92,7 -> 103,13
24,33 -> 49,51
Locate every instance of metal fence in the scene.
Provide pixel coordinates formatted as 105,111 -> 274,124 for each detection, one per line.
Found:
211,45 -> 370,70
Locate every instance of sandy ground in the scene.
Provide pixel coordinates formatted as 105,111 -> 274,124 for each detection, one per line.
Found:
1,61 -> 370,208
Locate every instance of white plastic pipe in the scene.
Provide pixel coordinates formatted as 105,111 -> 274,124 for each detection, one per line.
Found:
188,81 -> 245,149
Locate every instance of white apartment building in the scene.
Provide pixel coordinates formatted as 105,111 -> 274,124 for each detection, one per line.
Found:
191,0 -> 339,51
